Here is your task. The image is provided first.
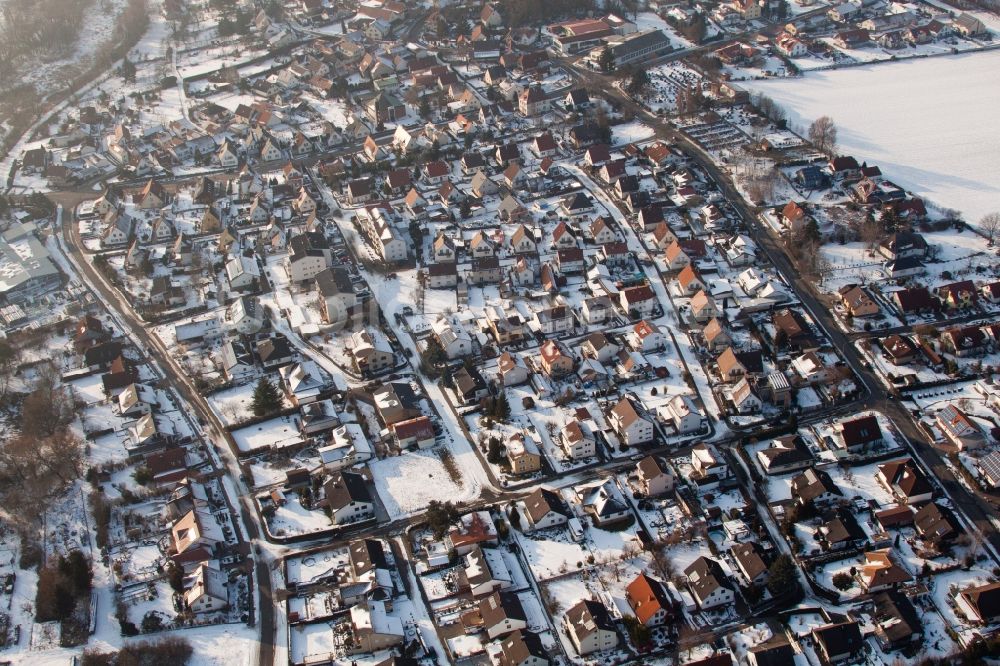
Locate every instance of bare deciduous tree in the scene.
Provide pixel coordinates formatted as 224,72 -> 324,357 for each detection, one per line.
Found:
649,542 -> 676,582
861,218 -> 884,256
979,212 -> 1000,246
808,116 -> 838,156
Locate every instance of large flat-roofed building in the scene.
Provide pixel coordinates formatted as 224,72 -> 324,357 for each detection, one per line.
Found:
0,224 -> 62,304
550,19 -> 613,54
603,30 -> 673,68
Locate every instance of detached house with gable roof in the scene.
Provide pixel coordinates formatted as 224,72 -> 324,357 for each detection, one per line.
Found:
324,471 -> 374,526
684,556 -> 735,610
609,397 -> 655,446
877,458 -> 933,504
625,574 -> 674,627
563,599 -> 618,656
620,284 -> 657,318
936,404 -> 986,450
833,414 -> 884,454
522,487 -> 570,531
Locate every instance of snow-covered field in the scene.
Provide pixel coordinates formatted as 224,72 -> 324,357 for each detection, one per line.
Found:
746,50 -> 1000,222
368,450 -> 477,519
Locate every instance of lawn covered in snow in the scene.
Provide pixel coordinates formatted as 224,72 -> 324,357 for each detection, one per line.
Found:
746,50 -> 1000,222
369,450 -> 477,519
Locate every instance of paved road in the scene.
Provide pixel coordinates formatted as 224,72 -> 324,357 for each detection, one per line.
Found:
52,197 -> 278,666
558,60 -> 1000,559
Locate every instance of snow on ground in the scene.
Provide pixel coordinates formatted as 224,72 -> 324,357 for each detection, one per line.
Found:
634,11 -> 695,50
745,50 -> 1000,222
231,415 -> 304,453
613,121 -> 655,146
368,450 -> 477,519
268,495 -> 332,538
208,382 -> 289,427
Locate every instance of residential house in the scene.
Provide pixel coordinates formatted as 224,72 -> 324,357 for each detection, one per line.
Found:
859,549 -> 912,593
938,280 -> 978,309
578,478 -> 631,527
690,290 -> 719,322
877,458 -> 933,504
839,285 -> 879,318
893,286 -> 939,315
833,414 -> 884,454
730,378 -> 762,414
914,501 -> 959,544
636,455 -> 675,497
625,574 -> 674,627
812,622 -> 863,666
563,599 -> 618,656
620,285 -> 657,318
316,267 -> 358,326
324,471 -> 374,526
872,591 -> 923,652
956,581 -> 1000,625
522,487 -> 570,531
498,631 -> 549,666
318,424 -> 374,472
560,421 -> 596,459
279,361 -> 329,405
390,416 -> 436,451
676,265 -> 706,296
732,542 -> 769,587
882,335 -> 918,365
453,366 -> 490,405
662,395 -> 704,435
509,224 -> 537,254
664,241 -> 692,271
480,592 -> 527,639
184,563 -> 229,614
684,557 -> 735,610
756,435 -> 813,475
879,232 -> 929,261
223,296 -> 265,338
818,510 -> 867,551
425,263 -> 458,289
350,329 -> 395,375
609,397 -> 655,446
791,467 -> 842,507
497,352 -> 530,387
628,320 -> 665,353
581,332 -> 620,364
702,318 -> 731,353
942,325 -> 987,357
589,216 -> 616,244
286,232 -> 333,283
506,433 -> 541,475
535,306 -> 574,336
432,316 -> 473,359
539,339 -> 573,377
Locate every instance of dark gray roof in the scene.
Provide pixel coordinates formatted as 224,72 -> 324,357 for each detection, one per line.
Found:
813,621 -> 863,657
609,29 -> 671,58
288,231 -> 329,261
324,471 -> 371,509
480,591 -> 526,629
349,538 -> 387,575
315,267 -> 354,297
256,335 -> 293,363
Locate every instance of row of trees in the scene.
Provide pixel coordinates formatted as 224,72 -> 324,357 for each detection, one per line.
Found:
82,637 -> 193,666
499,0 -> 596,28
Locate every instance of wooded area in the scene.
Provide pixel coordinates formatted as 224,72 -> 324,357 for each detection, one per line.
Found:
0,0 -> 94,83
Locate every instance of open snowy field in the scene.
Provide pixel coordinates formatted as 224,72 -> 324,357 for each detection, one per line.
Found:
746,50 -> 1000,222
